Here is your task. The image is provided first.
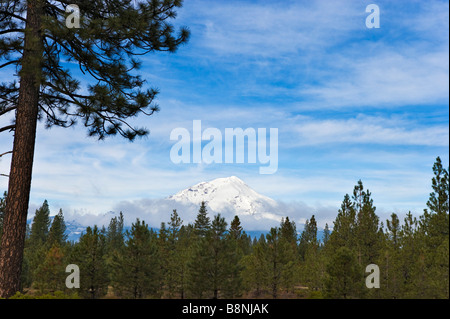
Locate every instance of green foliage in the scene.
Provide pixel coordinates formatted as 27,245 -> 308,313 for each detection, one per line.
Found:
29,200 -> 51,247
33,244 -> 66,293
110,219 -> 160,298
8,157 -> 449,299
194,201 -> 210,237
47,209 -> 68,247
324,246 -> 362,299
1,0 -> 190,140
70,225 -> 109,299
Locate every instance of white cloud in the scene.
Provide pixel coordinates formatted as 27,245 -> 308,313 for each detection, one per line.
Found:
182,0 -> 362,58
288,114 -> 449,147
299,49 -> 449,109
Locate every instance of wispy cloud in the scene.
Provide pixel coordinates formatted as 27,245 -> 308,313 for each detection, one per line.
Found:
289,115 -> 449,147
1,0 -> 447,231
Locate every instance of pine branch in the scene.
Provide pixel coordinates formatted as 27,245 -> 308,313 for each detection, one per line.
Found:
0,29 -> 24,35
0,105 -> 16,117
0,60 -> 19,69
0,151 -> 12,158
0,124 -> 15,133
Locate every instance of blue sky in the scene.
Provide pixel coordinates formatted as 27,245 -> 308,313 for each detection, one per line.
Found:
0,0 -> 448,229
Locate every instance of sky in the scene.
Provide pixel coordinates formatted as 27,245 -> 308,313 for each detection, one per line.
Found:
0,0 -> 449,230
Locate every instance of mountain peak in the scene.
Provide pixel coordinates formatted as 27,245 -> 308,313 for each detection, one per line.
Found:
167,176 -> 277,216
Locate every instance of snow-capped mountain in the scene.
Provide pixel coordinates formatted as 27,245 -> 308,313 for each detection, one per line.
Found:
167,176 -> 282,221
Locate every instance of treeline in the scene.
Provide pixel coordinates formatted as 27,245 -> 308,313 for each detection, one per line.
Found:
0,157 -> 448,299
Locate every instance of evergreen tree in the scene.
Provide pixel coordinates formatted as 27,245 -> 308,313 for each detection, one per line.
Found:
0,0 -> 190,297
47,209 -> 67,248
106,212 -> 125,254
325,246 -> 362,299
29,200 -> 51,246
327,194 -> 356,250
177,224 -> 194,299
398,211 -> 421,298
322,223 -> 330,246
353,180 -> 381,266
208,214 -> 231,299
379,213 -> 402,298
419,157 -> 449,298
33,244 -> 66,293
165,209 -> 183,298
188,214 -> 232,299
157,221 -> 169,294
229,215 -> 243,240
194,201 -> 210,237
241,235 -> 269,297
299,215 -> 323,293
280,216 -> 297,245
223,215 -> 244,298
279,217 -> 299,293
298,215 -> 317,260
25,200 -> 52,287
168,209 -> 183,243
421,156 -> 449,249
71,226 -> 109,299
111,219 -> 160,299
104,212 -> 125,296
265,227 -> 284,299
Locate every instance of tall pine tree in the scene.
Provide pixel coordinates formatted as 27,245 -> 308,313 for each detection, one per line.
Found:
0,0 -> 190,297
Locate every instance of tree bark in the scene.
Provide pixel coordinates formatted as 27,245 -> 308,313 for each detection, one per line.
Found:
0,0 -> 43,298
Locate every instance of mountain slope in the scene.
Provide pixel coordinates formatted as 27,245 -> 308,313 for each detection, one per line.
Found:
167,176 -> 281,221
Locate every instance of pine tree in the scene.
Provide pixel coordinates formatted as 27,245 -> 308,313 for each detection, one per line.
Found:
325,246 -> 362,299
157,221 -> 169,294
279,217 -> 299,294
299,215 -> 323,293
241,234 -> 269,297
208,214 -> 231,299
322,223 -> 330,246
47,209 -> 67,247
0,0 -> 190,297
194,201 -> 210,237
111,219 -> 160,299
421,156 -> 449,249
379,213 -> 402,298
187,214 -> 233,299
327,194 -> 356,250
106,212 -> 125,254
223,215 -> 244,298
280,216 -> 297,245
265,227 -> 283,299
353,180 -> 381,267
165,209 -> 183,298
104,212 -> 125,297
33,244 -> 66,294
398,211 -> 421,298
71,225 -> 109,299
25,200 -> 52,286
419,157 -> 449,298
229,215 -> 243,240
29,200 -> 51,246
187,237 -> 211,298
298,215 -> 317,260
177,224 -> 194,299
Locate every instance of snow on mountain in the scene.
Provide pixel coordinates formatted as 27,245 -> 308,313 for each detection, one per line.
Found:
167,176 -> 282,222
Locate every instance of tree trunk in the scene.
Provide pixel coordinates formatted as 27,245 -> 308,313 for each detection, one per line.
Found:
0,0 -> 43,298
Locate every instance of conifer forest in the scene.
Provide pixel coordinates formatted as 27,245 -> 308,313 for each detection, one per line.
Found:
0,157 -> 448,299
